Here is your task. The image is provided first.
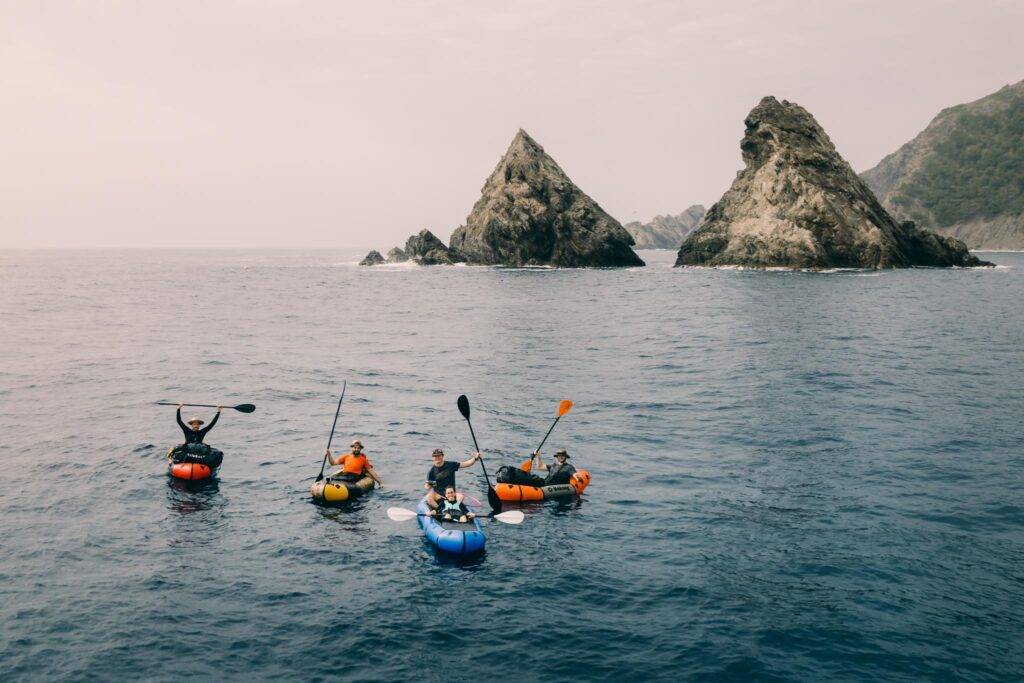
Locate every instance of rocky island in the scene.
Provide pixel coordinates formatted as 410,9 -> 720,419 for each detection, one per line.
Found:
448,129 -> 643,267
361,130 -> 641,268
675,97 -> 990,269
360,229 -> 456,266
358,250 -> 385,266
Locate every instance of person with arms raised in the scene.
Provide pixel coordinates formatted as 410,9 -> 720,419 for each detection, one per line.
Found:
425,448 -> 480,508
176,403 -> 220,444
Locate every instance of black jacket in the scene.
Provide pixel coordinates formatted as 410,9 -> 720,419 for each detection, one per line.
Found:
177,408 -> 219,444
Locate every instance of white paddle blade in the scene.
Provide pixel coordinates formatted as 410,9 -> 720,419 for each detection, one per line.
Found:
459,492 -> 483,508
493,510 -> 525,524
387,507 -> 418,522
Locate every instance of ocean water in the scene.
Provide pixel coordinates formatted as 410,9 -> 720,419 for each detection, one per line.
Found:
1,248 -> 1022,681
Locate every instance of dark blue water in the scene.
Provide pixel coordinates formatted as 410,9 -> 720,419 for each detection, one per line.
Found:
1,249 -> 1022,681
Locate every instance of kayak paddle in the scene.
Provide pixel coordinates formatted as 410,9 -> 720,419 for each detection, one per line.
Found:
386,507 -> 524,524
315,381 -> 347,482
157,402 -> 256,413
528,399 -> 573,469
456,394 -> 502,514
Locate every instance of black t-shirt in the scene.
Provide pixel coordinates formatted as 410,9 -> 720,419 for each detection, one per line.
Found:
427,461 -> 460,493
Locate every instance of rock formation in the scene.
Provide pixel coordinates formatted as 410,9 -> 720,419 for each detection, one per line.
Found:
359,250 -> 385,266
402,229 -> 457,265
625,205 -> 705,249
676,97 -> 991,269
386,247 -> 408,263
861,79 -> 1024,250
448,129 -> 644,267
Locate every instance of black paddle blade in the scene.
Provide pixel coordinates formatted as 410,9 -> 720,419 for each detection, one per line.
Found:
457,395 -> 470,419
487,486 -> 502,514
233,404 -> 256,413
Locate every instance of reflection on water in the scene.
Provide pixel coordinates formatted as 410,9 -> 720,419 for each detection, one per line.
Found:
425,544 -> 488,570
166,476 -> 222,516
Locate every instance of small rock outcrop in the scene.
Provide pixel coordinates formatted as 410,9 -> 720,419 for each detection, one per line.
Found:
625,205 -> 705,249
676,97 -> 991,269
448,129 -> 644,267
359,250 -> 385,266
403,229 -> 457,265
386,247 -> 408,263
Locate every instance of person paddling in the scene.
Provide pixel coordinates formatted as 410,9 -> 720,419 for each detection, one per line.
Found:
534,448 -> 577,485
426,486 -> 476,523
176,403 -> 221,444
425,448 -> 480,508
325,439 -> 384,488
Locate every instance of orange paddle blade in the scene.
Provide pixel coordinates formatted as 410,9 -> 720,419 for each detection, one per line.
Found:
519,458 -> 533,472
558,400 -> 574,417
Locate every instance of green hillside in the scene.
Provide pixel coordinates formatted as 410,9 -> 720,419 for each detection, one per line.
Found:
862,80 -> 1024,249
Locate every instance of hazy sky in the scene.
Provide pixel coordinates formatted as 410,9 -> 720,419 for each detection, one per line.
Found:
3,1 -> 1023,248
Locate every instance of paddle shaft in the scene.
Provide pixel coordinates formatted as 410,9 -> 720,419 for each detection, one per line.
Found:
389,507 -> 520,523
316,382 -> 347,482
464,418 -> 494,488
157,402 -> 250,411
456,395 -> 501,513
416,512 -> 475,519
533,415 -> 562,461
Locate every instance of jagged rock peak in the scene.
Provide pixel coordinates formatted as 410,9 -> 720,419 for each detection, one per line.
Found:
448,129 -> 644,267
386,247 -> 408,263
625,205 -> 705,249
359,250 -> 385,266
403,229 -> 458,265
675,96 -> 990,269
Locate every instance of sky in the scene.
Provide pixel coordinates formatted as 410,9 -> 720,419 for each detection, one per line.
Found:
2,0 -> 1023,248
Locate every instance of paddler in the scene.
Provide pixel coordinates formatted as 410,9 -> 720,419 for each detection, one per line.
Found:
533,448 -> 577,485
325,439 -> 384,488
425,448 -> 481,508
425,486 -> 476,523
176,403 -> 221,444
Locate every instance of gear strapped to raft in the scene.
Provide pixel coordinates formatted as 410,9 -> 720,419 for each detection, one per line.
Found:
496,465 -> 544,487
496,464 -> 575,486
169,443 -> 224,469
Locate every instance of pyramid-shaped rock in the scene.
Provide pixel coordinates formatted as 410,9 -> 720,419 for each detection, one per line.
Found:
676,97 -> 990,269
449,130 -> 644,267
403,229 -> 455,265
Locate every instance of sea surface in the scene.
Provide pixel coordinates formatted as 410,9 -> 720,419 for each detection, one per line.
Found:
1,249 -> 1023,681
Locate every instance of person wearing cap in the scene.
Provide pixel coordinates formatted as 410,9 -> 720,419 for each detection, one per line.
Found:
176,403 -> 221,444
424,448 -> 481,508
534,449 -> 577,485
326,439 -> 383,488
